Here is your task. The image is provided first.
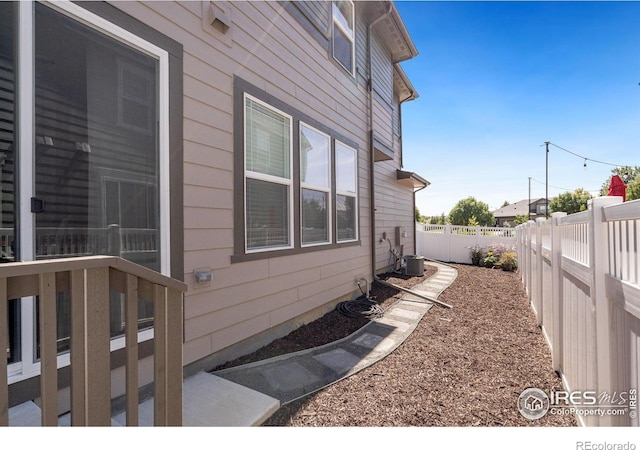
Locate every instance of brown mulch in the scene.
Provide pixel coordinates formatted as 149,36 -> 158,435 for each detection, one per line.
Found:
216,263 -> 576,427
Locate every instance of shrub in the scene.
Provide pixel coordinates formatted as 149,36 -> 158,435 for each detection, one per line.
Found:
482,251 -> 498,268
499,251 -> 518,271
467,244 -> 484,263
485,243 -> 505,260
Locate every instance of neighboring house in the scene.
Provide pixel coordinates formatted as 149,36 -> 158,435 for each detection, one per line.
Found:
493,198 -> 549,227
1,0 -> 427,416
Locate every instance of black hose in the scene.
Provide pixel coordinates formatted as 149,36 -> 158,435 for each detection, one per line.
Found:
335,295 -> 384,319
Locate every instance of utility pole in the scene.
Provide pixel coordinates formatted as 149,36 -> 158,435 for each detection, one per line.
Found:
545,141 -> 550,219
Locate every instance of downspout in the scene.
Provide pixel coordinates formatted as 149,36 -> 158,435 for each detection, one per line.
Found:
368,1 -> 393,282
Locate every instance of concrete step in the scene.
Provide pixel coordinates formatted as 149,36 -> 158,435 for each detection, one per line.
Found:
111,372 -> 280,426
8,372 -> 279,427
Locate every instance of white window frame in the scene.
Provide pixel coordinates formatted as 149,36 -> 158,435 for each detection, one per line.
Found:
332,0 -> 355,76
300,123 -> 332,247
335,141 -> 358,243
10,0 -> 170,383
243,93 -> 294,253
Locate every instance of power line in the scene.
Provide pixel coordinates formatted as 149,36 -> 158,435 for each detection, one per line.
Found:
529,177 -> 599,193
547,142 -> 636,168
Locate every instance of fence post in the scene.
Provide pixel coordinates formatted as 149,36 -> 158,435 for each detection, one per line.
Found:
551,212 -> 566,373
535,218 -> 546,326
590,196 -> 622,426
525,220 -> 534,300
517,225 -> 525,284
445,223 -> 452,263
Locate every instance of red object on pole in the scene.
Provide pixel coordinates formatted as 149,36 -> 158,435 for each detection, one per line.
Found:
607,175 -> 627,201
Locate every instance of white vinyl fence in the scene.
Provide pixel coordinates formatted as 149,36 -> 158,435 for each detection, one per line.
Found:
416,224 -> 516,264
516,197 -> 640,427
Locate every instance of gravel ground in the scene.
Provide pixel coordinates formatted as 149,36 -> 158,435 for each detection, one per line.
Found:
216,263 -> 576,427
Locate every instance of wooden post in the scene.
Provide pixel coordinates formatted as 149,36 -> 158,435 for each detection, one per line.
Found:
85,267 -> 111,425
166,288 -> 183,426
153,285 -> 184,426
39,273 -> 58,426
70,269 -> 87,425
125,274 -> 139,426
153,284 -> 167,426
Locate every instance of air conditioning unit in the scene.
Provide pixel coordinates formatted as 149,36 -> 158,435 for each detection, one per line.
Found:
404,255 -> 424,276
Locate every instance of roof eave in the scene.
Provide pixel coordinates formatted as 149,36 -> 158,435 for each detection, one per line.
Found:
397,169 -> 430,190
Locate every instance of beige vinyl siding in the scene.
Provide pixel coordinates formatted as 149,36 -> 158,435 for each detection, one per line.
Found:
371,36 -> 394,105
370,26 -> 395,158
370,29 -> 415,273
110,1 -> 372,366
286,0 -> 331,41
353,6 -> 370,90
373,159 -> 416,273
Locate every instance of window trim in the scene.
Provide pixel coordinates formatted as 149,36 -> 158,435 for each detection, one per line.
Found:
243,93 -> 294,253
335,140 -> 358,243
299,122 -> 332,247
232,77 -> 360,263
331,0 -> 355,76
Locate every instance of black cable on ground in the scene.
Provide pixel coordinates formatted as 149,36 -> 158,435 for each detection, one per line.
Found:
335,294 -> 384,319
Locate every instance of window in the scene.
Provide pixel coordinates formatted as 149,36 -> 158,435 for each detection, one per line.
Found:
234,78 -> 359,260
244,94 -> 293,251
336,141 -> 357,242
332,1 -> 354,75
300,123 -> 331,246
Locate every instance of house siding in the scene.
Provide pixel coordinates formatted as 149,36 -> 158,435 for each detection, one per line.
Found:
2,2 -> 420,408
110,1 -> 377,368
370,20 -> 416,273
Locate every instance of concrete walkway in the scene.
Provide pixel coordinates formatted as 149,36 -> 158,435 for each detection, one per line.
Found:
203,260 -> 457,426
8,261 -> 457,427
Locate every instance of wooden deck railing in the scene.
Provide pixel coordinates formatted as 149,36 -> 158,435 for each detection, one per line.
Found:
0,256 -> 186,426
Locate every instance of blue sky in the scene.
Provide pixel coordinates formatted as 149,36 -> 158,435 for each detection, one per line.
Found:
395,1 -> 640,217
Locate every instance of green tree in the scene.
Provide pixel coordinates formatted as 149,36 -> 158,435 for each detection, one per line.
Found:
501,200 -> 510,208
549,188 -> 593,214
514,214 -> 530,225
599,166 -> 640,201
427,212 -> 447,225
448,197 -> 494,226
415,206 -> 424,223
467,215 -> 479,227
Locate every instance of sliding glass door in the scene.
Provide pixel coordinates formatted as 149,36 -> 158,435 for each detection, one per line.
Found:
4,1 -> 170,377
0,2 -> 20,366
